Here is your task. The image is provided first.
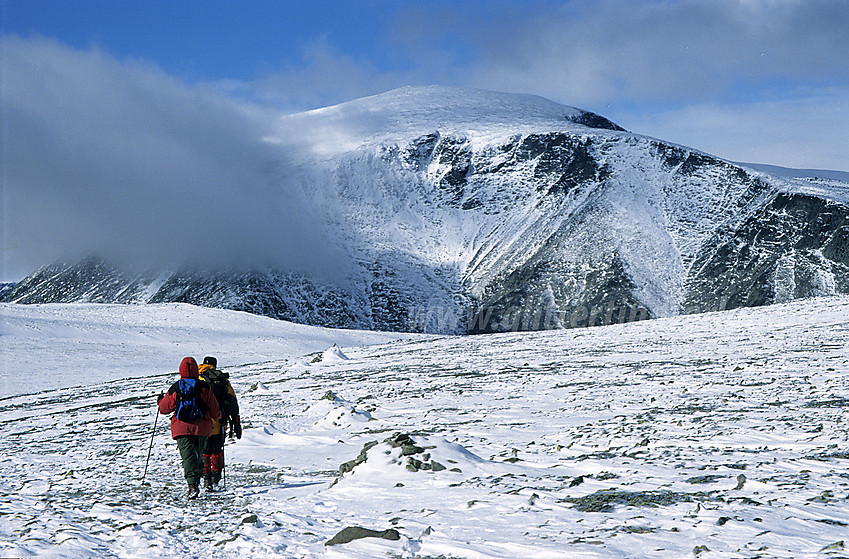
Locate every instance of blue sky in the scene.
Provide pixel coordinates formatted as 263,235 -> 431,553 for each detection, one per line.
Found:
2,0 -> 849,280
5,0 -> 849,168
5,1 -> 415,81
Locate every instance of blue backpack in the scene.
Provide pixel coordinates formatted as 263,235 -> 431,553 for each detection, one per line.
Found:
175,378 -> 207,421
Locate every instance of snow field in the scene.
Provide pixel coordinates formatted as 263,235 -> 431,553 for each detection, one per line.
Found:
0,302 -> 405,397
1,297 -> 849,557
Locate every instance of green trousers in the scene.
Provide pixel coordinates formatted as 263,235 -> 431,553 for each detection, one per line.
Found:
175,435 -> 208,487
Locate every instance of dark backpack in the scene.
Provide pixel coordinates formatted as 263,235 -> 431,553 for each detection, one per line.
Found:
175,378 -> 207,421
203,369 -> 233,420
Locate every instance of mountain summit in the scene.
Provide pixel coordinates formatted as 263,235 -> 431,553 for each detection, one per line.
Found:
7,87 -> 849,332
278,86 -> 625,154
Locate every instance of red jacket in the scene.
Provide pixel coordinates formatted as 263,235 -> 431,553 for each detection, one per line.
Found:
158,357 -> 221,439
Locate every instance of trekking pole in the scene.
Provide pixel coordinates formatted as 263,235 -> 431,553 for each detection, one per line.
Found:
222,446 -> 226,490
141,407 -> 159,486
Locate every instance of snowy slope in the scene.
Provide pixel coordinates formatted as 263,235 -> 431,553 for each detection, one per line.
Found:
2,297 -> 849,558
274,85 -> 624,157
0,302 -> 411,397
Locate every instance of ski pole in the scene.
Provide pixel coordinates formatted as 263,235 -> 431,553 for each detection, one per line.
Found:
142,407 -> 159,485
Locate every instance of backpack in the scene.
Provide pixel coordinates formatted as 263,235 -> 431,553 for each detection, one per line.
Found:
203,369 -> 233,421
175,378 -> 207,421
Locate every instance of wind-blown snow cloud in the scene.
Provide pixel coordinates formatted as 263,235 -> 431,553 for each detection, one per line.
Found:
2,36 -> 347,281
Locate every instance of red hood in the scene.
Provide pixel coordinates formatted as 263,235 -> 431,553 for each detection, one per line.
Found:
179,357 -> 199,379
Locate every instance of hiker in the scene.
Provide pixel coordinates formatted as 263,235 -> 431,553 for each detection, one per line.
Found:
198,356 -> 241,490
157,356 -> 221,499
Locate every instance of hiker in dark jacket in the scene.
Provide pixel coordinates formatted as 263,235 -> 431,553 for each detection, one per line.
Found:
157,356 -> 221,499
198,356 -> 241,490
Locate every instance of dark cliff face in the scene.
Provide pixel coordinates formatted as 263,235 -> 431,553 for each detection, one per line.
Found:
468,255 -> 653,334
4,258 -> 132,304
1,258 -> 421,332
571,111 -> 626,132
514,134 -> 611,197
684,193 -> 849,313
0,283 -> 19,300
398,131 -> 611,212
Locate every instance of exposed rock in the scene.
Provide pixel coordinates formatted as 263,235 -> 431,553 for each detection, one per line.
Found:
684,193 -> 849,314
685,475 -> 725,484
338,441 -> 379,475
594,471 -> 619,481
0,282 -> 18,300
214,534 -> 240,547
239,514 -> 258,526
386,432 -> 426,456
338,433 -> 452,476
325,526 -> 401,546
563,489 -> 716,513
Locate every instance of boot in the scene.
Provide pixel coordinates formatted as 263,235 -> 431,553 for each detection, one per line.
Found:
187,483 -> 200,500
203,474 -> 213,491
210,453 -> 224,487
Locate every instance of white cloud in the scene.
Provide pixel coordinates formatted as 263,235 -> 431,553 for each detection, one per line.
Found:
1,36 -> 348,281
619,87 -> 849,170
383,0 -> 849,170
451,0 -> 849,106
216,36 -> 422,113
254,0 -> 846,169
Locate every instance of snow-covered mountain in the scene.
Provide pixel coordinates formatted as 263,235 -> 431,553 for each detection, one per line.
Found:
6,86 -> 849,332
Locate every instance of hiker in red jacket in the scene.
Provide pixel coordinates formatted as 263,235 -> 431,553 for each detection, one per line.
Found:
157,356 -> 221,499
